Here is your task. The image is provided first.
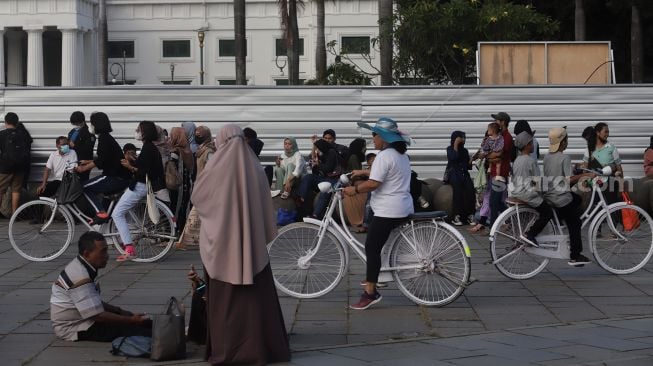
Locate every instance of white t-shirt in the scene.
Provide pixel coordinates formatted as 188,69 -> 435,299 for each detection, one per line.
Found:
46,150 -> 78,180
369,148 -> 414,218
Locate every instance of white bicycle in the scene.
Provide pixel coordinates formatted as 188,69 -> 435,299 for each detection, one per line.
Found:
267,174 -> 473,307
9,174 -> 176,262
489,172 -> 653,279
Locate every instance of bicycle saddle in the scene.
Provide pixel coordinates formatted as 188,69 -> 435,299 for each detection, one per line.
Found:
408,211 -> 447,220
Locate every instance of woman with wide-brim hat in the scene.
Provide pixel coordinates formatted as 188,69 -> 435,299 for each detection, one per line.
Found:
343,117 -> 414,310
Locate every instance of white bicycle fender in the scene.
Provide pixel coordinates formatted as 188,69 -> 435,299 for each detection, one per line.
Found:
437,220 -> 472,258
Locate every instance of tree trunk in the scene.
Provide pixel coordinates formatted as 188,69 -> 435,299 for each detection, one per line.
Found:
378,0 -> 393,85
315,0 -> 327,83
631,4 -> 643,83
574,0 -> 586,41
287,0 -> 300,85
98,0 -> 108,85
234,0 -> 247,85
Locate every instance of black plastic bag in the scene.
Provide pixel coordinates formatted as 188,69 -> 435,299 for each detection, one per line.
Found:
56,171 -> 83,204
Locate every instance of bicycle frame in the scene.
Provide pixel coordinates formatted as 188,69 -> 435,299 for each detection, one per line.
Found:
496,175 -> 627,264
300,181 -> 471,283
37,196 -> 176,242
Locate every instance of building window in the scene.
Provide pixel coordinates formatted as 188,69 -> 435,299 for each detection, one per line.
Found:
161,80 -> 194,85
341,36 -> 371,54
108,41 -> 135,58
275,38 -> 304,56
218,39 -> 248,57
275,79 -> 305,86
162,40 -> 191,58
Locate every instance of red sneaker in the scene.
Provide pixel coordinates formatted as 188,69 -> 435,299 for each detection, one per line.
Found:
349,291 -> 382,310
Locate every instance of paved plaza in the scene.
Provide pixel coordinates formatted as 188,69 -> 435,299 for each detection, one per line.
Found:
0,219 -> 652,365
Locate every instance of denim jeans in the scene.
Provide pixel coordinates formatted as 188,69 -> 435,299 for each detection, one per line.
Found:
112,182 -> 147,245
82,176 -> 129,212
299,174 -> 337,218
489,176 -> 507,226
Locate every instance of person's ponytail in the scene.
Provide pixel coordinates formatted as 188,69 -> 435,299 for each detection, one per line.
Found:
389,141 -> 407,154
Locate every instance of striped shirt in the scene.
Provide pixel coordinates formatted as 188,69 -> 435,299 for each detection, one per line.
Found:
50,256 -> 104,341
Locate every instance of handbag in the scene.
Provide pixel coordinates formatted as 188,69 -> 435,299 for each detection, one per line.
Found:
277,208 -> 297,226
621,192 -> 640,231
473,159 -> 487,192
150,297 -> 186,361
56,171 -> 83,204
146,176 -> 160,225
442,165 -> 451,184
165,157 -> 182,190
179,206 -> 201,246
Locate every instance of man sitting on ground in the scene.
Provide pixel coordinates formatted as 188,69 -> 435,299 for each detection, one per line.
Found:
50,231 -> 151,341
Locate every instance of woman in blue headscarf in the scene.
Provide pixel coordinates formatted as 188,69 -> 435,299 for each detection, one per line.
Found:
182,121 -> 199,154
445,130 -> 475,226
275,137 -> 305,199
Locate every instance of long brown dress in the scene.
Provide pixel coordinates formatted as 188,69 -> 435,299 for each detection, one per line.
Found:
205,265 -> 290,365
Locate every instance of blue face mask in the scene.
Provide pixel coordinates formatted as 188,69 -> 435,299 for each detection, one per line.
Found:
60,145 -> 70,154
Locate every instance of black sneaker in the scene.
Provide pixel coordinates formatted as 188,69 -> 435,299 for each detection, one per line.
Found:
568,254 -> 591,267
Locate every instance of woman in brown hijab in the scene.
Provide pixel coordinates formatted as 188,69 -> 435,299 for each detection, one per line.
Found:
192,124 -> 290,366
176,125 -> 216,250
169,127 -> 195,231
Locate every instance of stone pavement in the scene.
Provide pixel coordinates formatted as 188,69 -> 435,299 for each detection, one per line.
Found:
0,219 -> 652,365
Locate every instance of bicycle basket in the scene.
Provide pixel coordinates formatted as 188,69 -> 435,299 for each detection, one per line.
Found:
56,171 -> 83,204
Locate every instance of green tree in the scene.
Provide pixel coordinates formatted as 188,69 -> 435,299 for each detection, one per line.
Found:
392,0 -> 559,84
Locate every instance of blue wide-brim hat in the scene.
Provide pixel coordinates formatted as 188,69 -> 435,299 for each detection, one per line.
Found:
357,117 -> 411,145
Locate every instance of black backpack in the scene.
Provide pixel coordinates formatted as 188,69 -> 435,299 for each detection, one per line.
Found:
1,129 -> 31,172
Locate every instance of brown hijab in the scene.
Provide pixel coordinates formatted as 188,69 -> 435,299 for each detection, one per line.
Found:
169,127 -> 195,169
195,126 -> 215,176
191,124 -> 276,285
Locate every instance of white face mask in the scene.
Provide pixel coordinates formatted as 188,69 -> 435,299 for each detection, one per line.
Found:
89,125 -> 95,134
135,131 -> 143,141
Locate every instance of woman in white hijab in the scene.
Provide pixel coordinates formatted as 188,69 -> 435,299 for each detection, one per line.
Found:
191,124 -> 290,366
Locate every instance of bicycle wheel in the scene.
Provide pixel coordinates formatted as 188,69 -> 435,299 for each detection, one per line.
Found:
390,220 -> 470,306
490,206 -> 551,280
267,222 -> 347,298
591,204 -> 653,274
109,200 -> 176,262
9,200 -> 74,261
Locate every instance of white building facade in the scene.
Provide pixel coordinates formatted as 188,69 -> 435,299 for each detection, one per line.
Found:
0,0 -> 381,87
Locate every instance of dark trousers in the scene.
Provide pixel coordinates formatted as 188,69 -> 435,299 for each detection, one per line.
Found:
365,215 -> 406,284
41,180 -> 61,197
489,177 -> 507,226
77,321 -> 152,342
555,194 -> 583,257
82,176 -> 129,212
526,201 -> 553,238
298,174 -> 337,218
451,176 -> 475,220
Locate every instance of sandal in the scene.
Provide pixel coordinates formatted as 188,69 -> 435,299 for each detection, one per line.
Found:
468,224 -> 485,234
280,191 -> 290,200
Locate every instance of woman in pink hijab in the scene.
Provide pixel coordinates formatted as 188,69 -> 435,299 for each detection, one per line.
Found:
191,124 -> 290,366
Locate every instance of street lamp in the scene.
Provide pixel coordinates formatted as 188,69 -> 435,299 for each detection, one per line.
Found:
197,30 -> 205,85
170,63 -> 175,83
109,50 -> 127,85
275,55 -> 287,76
